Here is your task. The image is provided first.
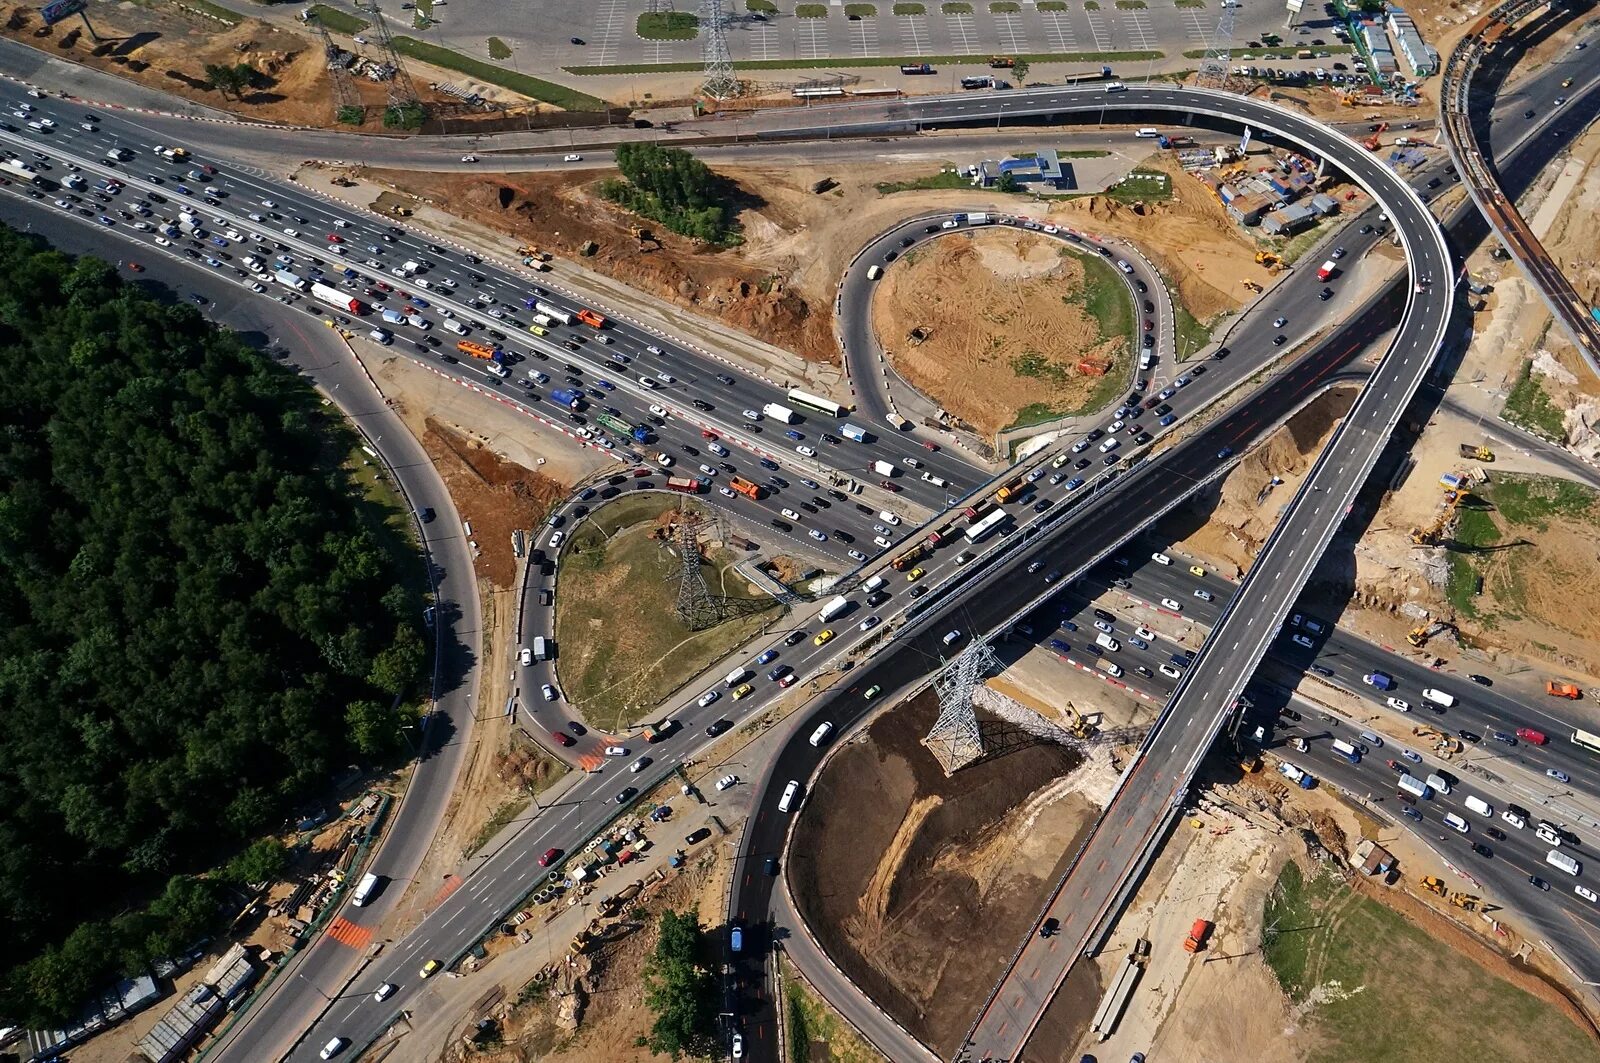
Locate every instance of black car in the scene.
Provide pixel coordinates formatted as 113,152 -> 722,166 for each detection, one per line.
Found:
1273,335 -> 1287,346
706,719 -> 732,737
1467,673 -> 1493,686
1310,664 -> 1334,677
784,630 -> 809,646
763,856 -> 779,876
1033,498 -> 1053,512
1471,842 -> 1493,858
901,236 -> 915,247
1457,729 -> 1481,744
686,827 -> 713,845
1214,346 -> 1230,360
1319,288 -> 1334,301
692,399 -> 714,411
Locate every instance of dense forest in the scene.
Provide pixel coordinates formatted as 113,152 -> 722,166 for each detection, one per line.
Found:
0,227 -> 427,1024
599,143 -> 741,246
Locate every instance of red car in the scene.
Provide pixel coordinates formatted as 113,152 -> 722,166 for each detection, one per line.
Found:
327,233 -> 343,243
126,262 -> 144,272
539,847 -> 563,867
701,429 -> 718,440
922,440 -> 939,451
550,730 -> 575,747
376,281 -> 393,292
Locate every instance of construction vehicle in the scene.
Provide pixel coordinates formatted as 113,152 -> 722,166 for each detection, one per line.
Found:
1420,875 -> 1446,896
988,55 -> 1015,68
1458,443 -> 1494,461
1062,705 -> 1097,740
1410,490 -> 1463,546
1253,250 -> 1283,273
630,225 -> 662,250
1546,680 -> 1582,699
1242,280 -> 1264,293
516,244 -> 552,260
1406,620 -> 1457,648
1182,918 -> 1213,953
1362,122 -> 1388,151
1449,892 -> 1481,911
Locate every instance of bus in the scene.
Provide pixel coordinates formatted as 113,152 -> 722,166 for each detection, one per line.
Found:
1571,728 -> 1600,756
964,507 -> 1008,544
0,158 -> 43,186
787,388 -> 849,419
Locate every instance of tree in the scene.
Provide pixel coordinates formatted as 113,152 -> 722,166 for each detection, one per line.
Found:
204,63 -> 248,100
601,144 -> 739,246
1011,59 -> 1030,83
997,171 -> 1021,194
640,910 -> 718,1059
224,839 -> 289,885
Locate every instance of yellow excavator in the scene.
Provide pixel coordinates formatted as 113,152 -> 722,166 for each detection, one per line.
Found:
1062,705 -> 1097,740
1254,250 -> 1283,274
1410,490 -> 1463,546
1406,620 -> 1458,648
1420,875 -> 1446,896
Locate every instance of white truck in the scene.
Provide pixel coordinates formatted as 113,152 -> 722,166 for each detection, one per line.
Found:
841,424 -> 868,442
273,269 -> 307,291
762,402 -> 798,424
400,259 -> 421,275
873,459 -> 898,477
818,595 -> 851,622
534,301 -> 574,327
1397,774 -> 1431,799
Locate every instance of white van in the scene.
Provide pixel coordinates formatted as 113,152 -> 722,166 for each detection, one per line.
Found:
443,318 -> 467,335
1151,552 -> 1172,565
1442,812 -> 1469,833
1331,738 -> 1361,759
1425,773 -> 1452,795
1135,127 -> 1160,138
1095,632 -> 1120,652
724,667 -> 751,688
1116,260 -> 1134,275
1105,81 -> 1127,92
943,630 -> 962,646
867,264 -> 883,280
320,1037 -> 348,1059
1464,795 -> 1494,818
1547,848 -> 1582,876
351,872 -> 380,907
1139,350 -> 1155,371
809,722 -> 835,747
778,780 -> 801,813
878,511 -> 901,526
862,575 -> 885,594
1421,688 -> 1456,708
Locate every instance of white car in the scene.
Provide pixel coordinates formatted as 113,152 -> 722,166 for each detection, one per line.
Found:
1193,589 -> 1213,602
541,683 -> 559,701
719,486 -> 736,498
1151,552 -> 1172,565
374,983 -> 397,1001
874,535 -> 892,548
604,745 -> 628,757
716,774 -> 739,791
549,531 -> 565,548
859,615 -> 880,631
809,529 -> 827,541
796,445 -> 816,457
1578,885 -> 1599,903
1134,626 -> 1154,640
563,153 -> 583,162
1160,597 -> 1182,611
283,227 -> 299,237
657,373 -> 677,384
638,376 -> 659,389
697,689 -> 721,708
460,154 -> 478,163
520,648 -> 533,666
250,283 -> 266,293
781,508 -> 801,521
1386,697 -> 1411,712
742,408 -> 762,420
649,403 -> 668,417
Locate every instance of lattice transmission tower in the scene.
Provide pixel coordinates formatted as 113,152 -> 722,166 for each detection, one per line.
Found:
308,15 -> 361,121
672,507 -> 726,630
699,0 -> 738,100
1196,0 -> 1238,90
359,0 -> 421,113
923,638 -> 1003,775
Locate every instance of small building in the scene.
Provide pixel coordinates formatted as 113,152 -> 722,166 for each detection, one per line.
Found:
1261,203 -> 1318,236
137,948 -> 260,1063
1226,192 -> 1274,226
1309,192 -> 1340,216
973,148 -> 1074,190
1354,838 -> 1396,877
1386,8 -> 1439,77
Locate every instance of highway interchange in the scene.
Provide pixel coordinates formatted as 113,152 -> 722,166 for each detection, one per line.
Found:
5,12 -> 1600,1061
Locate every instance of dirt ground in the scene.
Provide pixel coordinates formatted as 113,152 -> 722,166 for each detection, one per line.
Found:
871,229 -> 1126,436
788,689 -> 1093,1059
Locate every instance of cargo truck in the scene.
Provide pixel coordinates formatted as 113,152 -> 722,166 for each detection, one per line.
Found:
549,388 -> 586,410
575,308 -> 607,329
729,476 -> 765,500
818,595 -> 851,622
1277,762 -> 1316,788
925,523 -> 956,547
1316,259 -> 1338,281
1363,671 -> 1394,691
763,403 -> 799,424
1183,918 -> 1213,953
1330,738 -> 1362,764
530,636 -> 552,660
891,544 -> 929,571
595,412 -> 651,442
886,413 -> 910,430
900,62 -> 935,74
381,308 -> 408,325
873,460 -> 898,477
1397,773 -> 1431,799
841,424 -> 869,442
458,340 -> 499,360
274,269 -> 307,291
995,477 -> 1027,503
534,301 -> 574,327
310,282 -> 365,315
665,476 -> 704,494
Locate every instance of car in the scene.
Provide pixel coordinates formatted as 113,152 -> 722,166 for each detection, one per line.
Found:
1456,729 -> 1480,744
374,982 -> 397,1001
1472,842 -> 1493,858
550,730 -> 574,747
1467,673 -> 1493,686
755,648 -> 778,666
685,827 -> 713,845
716,774 -> 739,792
1530,876 -> 1551,891
320,1038 -> 348,1059
732,1033 -> 744,1058
814,629 -> 835,646
615,787 -> 637,804
1159,596 -> 1184,611
540,847 -> 563,867
519,647 -> 533,667
1273,335 -> 1286,346
1548,768 -> 1572,783
1400,748 -> 1421,763
603,745 -> 628,757
1385,697 -> 1410,712
859,615 -> 881,632
541,683 -> 558,702
1491,731 -> 1517,746
420,959 -> 442,978
1193,589 -> 1213,602
563,153 -> 583,162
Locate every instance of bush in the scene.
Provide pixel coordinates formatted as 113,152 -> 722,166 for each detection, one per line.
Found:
599,143 -> 741,246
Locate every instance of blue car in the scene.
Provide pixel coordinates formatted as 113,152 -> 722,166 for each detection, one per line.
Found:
411,297 -> 429,307
1065,477 -> 1085,490
1158,414 -> 1177,427
596,379 -> 615,391
210,235 -> 228,247
174,184 -> 192,196
96,215 -> 114,226
755,649 -> 778,666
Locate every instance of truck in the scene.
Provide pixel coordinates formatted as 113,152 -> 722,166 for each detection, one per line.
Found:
665,476 -> 704,494
1182,918 -> 1213,953
841,423 -> 869,443
925,523 -> 956,547
1363,671 -> 1394,691
729,476 -> 765,500
1459,443 -> 1494,461
1545,681 -> 1581,700
900,62 -> 935,75
818,595 -> 851,622
1397,773 -> 1431,799
399,259 -> 421,275
968,212 -> 993,225
1277,762 -> 1316,789
873,459 -> 898,478
995,477 -> 1027,503
595,412 -> 651,442
961,75 -> 996,90
1156,134 -> 1196,149
534,300 -> 574,326
530,636 -> 552,661
458,340 -> 500,360
890,544 -> 929,571
988,55 -> 1015,67
381,308 -> 408,326
575,308 -> 607,329
1316,259 -> 1339,281
762,402 -> 799,424
549,388 -> 586,410
310,282 -> 365,315
963,499 -> 996,524
522,257 -> 552,271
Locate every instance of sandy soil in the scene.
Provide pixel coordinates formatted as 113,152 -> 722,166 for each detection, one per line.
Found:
871,229 -> 1124,436
788,689 -> 1093,1058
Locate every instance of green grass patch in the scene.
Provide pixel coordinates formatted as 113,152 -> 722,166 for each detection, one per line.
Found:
637,10 -> 700,38
555,501 -> 778,730
894,1 -> 926,11
1274,225 -> 1328,266
487,36 -> 512,60
783,973 -> 883,1063
747,0 -> 780,11
942,1 -> 974,11
1262,862 -> 1596,1061
1183,44 -> 1351,57
465,797 -> 530,858
845,2 -> 878,14
180,0 -> 244,24
1175,0 -> 1205,6
1077,168 -> 1171,204
1170,299 -> 1215,360
991,0 -> 1022,11
1502,358 -> 1566,440
1115,0 -> 1146,7
304,3 -> 366,33
567,50 -> 1161,74
1057,148 -> 1112,157
796,2 -> 828,14
1039,0 -> 1069,8
1084,1 -> 1100,9
874,167 -> 968,194
1485,473 -> 1598,529
391,37 -> 606,110
1070,249 -> 1134,339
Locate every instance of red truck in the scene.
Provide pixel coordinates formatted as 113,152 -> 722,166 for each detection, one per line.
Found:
575,308 -> 607,329
1183,918 -> 1213,953
665,476 -> 703,494
1316,259 -> 1338,281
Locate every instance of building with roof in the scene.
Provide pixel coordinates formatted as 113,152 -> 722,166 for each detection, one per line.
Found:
973,148 -> 1075,190
136,947 -> 259,1063
1387,8 -> 1439,77
1262,202 -> 1318,236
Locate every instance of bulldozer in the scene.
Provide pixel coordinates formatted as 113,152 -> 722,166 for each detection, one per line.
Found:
1449,891 -> 1481,911
908,326 -> 932,346
1458,443 -> 1494,462
1420,875 -> 1446,896
1254,251 -> 1283,274
630,225 -> 663,250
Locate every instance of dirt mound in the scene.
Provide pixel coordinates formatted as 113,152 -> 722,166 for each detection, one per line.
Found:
788,690 -> 1092,1058
872,230 -> 1126,436
367,167 -> 836,362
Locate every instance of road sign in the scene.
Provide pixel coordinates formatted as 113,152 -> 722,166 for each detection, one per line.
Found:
40,0 -> 86,25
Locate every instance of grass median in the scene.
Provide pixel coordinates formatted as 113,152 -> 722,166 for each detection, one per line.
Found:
566,49 -> 1161,75
391,36 -> 607,111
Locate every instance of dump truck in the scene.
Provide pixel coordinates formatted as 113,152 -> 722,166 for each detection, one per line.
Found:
925,523 -> 956,547
665,476 -> 703,494
728,476 -> 765,500
1420,875 -> 1446,896
1156,134 -> 1196,148
548,388 -> 586,410
988,55 -> 1015,67
1458,443 -> 1494,461
522,257 -> 552,271
575,308 -> 606,329
1546,680 -> 1582,699
1316,259 -> 1339,281
890,543 -> 929,571
1182,918 -> 1213,953
995,477 -> 1027,503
